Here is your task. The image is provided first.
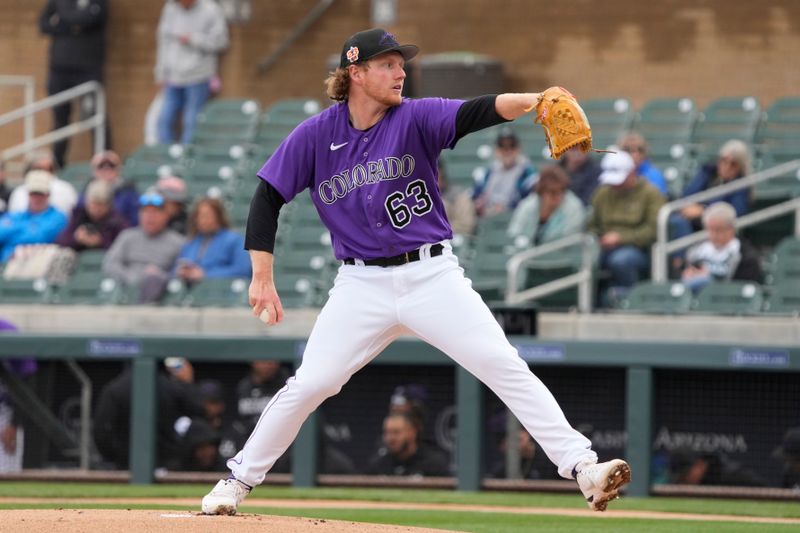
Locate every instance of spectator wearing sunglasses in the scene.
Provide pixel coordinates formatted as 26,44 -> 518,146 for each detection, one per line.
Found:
102,189 -> 185,303
7,151 -> 78,216
618,133 -> 668,198
78,151 -> 140,226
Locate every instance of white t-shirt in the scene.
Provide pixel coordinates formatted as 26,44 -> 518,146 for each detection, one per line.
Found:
686,238 -> 741,280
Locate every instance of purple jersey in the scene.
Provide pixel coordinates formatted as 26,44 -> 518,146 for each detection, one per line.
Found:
257,98 -> 464,260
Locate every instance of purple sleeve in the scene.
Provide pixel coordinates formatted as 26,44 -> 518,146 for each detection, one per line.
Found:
409,98 -> 465,150
256,121 -> 316,203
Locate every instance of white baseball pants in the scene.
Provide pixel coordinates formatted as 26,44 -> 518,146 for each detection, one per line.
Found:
227,244 -> 596,484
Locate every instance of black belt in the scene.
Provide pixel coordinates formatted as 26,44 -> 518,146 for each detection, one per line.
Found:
344,243 -> 444,267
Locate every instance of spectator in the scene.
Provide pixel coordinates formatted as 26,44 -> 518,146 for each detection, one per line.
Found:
472,128 -> 536,217
365,412 -> 450,477
174,198 -> 251,285
39,0 -> 110,168
157,176 -> 189,234
102,190 -> 185,303
92,364 -> 206,469
8,152 -> 78,216
774,427 -> 800,489
667,447 -> 765,487
490,430 -> 540,480
671,140 -> 753,240
618,132 -> 668,197
437,159 -> 476,236
681,202 -> 763,293
79,151 -> 139,226
155,0 -> 229,144
55,180 -> 128,252
0,161 -> 10,213
508,164 -> 586,246
0,171 -> 68,262
170,417 -> 226,471
559,146 -> 602,206
587,151 -> 665,303
388,384 -> 429,437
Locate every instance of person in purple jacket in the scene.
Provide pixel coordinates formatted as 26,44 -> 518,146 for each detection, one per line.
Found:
201,29 -> 630,515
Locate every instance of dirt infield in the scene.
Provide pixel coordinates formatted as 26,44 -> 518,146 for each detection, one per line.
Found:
2,497 -> 800,528
0,509 -> 460,533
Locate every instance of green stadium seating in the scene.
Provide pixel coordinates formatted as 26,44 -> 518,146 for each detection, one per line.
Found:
615,281 -> 692,314
59,161 -> 93,188
755,96 -> 800,150
262,98 -> 322,126
580,98 -> 635,149
633,98 -> 697,145
191,99 -> 260,146
692,281 -> 764,315
0,277 -> 51,304
51,273 -> 120,305
765,237 -> 800,285
184,277 -> 249,307
691,96 -> 761,151
762,279 -> 800,314
73,249 -> 106,275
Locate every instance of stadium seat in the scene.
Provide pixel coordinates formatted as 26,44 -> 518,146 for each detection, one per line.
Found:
615,281 -> 692,314
51,273 -> 120,305
765,237 -> 800,285
762,279 -> 800,314
0,277 -> 51,304
692,281 -> 764,315
191,99 -> 261,146
633,98 -> 698,145
184,277 -> 249,307
691,96 -> 761,151
755,96 -> 800,151
580,98 -> 635,149
261,98 -> 322,126
59,161 -> 93,188
73,249 -> 106,276
184,161 -> 238,199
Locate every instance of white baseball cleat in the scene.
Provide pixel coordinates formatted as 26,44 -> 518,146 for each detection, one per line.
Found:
576,459 -> 631,511
201,478 -> 251,515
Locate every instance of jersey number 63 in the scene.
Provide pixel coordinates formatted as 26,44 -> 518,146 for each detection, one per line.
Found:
384,179 -> 433,229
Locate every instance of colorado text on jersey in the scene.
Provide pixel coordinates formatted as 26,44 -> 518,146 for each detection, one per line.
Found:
318,154 -> 416,204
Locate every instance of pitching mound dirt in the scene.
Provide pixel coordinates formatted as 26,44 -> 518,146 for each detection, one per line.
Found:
0,509 -> 461,533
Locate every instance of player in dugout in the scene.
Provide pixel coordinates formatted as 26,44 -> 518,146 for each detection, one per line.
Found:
201,28 -> 630,515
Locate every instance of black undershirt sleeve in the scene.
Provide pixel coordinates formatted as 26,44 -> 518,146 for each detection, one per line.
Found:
454,94 -> 511,144
244,180 -> 286,253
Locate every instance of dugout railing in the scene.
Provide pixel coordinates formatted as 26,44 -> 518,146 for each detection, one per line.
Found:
1,333 -> 798,498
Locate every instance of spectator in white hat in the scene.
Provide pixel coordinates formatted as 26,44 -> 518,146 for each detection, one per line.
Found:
586,151 -> 665,305
0,170 -> 68,261
7,151 -> 78,216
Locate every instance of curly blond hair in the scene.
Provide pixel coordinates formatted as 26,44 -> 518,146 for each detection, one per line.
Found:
324,68 -> 351,102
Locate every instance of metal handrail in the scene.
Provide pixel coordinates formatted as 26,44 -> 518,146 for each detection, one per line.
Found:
652,159 -> 800,281
0,75 -> 35,159
257,0 -> 336,73
505,232 -> 597,312
0,80 -> 105,162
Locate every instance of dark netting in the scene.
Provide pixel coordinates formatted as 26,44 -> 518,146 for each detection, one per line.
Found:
653,369 -> 800,488
483,366 -> 626,481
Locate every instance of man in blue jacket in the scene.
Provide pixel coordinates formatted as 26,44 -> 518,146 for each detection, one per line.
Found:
0,171 -> 68,261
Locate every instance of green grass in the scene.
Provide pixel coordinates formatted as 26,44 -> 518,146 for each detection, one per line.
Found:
0,483 -> 797,519
0,482 -> 798,532
0,502 -> 796,532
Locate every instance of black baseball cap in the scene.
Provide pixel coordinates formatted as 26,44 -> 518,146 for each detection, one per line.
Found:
339,28 -> 419,69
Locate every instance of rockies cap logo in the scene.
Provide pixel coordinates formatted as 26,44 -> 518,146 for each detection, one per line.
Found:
346,46 -> 359,64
